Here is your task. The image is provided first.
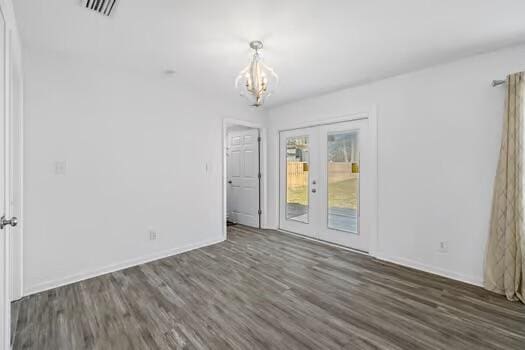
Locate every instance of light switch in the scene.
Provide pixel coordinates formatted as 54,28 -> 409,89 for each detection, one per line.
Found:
54,161 -> 67,175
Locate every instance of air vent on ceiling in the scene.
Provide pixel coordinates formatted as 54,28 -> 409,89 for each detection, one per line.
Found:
81,0 -> 118,16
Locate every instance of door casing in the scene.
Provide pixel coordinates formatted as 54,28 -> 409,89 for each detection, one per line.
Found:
8,28 -> 23,303
0,8 -> 8,348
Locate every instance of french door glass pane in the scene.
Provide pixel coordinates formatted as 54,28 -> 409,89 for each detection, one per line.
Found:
286,136 -> 309,223
327,131 -> 359,233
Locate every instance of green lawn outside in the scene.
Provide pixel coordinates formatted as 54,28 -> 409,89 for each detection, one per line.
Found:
287,178 -> 358,209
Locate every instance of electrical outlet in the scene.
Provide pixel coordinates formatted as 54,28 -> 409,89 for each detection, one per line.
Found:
54,161 -> 67,175
438,241 -> 449,253
149,230 -> 158,241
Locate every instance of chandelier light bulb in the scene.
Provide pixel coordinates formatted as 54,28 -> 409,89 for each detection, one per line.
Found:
235,40 -> 279,107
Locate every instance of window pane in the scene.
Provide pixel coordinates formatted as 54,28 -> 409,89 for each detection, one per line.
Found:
327,131 -> 359,233
286,136 -> 309,223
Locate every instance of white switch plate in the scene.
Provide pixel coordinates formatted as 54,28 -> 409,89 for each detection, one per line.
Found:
54,161 -> 67,175
149,230 -> 158,241
438,241 -> 449,253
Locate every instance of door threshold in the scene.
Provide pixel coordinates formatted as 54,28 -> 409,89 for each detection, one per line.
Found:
277,229 -> 369,256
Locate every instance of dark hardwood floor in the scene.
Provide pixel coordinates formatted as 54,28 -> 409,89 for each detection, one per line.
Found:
12,225 -> 525,349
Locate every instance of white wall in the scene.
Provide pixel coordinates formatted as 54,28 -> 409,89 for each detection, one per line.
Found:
22,48 -> 262,295
23,42 -> 525,294
267,44 -> 525,286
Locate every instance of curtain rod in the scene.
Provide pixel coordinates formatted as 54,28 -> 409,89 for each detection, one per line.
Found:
492,79 -> 506,87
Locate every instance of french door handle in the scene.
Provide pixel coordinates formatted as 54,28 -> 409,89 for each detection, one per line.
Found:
0,216 -> 18,229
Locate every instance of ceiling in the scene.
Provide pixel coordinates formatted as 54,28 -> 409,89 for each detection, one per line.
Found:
13,0 -> 525,107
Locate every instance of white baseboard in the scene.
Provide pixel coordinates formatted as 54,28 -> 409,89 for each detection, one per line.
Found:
23,237 -> 225,297
374,253 -> 483,287
277,228 -> 483,288
23,233 -> 484,297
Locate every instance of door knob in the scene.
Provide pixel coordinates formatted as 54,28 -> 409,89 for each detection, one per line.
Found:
228,180 -> 233,184
0,216 -> 18,229
312,188 -> 317,193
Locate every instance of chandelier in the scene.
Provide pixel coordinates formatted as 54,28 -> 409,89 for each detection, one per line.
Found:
235,41 -> 279,107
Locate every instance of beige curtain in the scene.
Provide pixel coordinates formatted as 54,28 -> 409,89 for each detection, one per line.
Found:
485,72 -> 525,303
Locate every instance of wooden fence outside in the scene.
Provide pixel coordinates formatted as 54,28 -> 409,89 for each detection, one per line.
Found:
287,161 -> 358,188
287,162 -> 308,188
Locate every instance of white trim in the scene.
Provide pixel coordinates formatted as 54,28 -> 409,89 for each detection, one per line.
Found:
375,253 -> 483,287
222,118 -> 268,238
14,45 -> 22,301
0,6 -> 10,349
9,28 -> 23,302
23,237 -> 225,297
367,105 -> 379,257
277,111 -> 369,132
279,229 -> 483,287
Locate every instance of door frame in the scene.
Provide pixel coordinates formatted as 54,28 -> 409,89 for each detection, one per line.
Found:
0,1 -> 22,347
0,1 -> 23,348
8,28 -> 23,303
277,107 -> 378,257
222,118 -> 268,238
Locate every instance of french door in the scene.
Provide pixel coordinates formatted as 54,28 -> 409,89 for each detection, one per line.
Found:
279,119 -> 371,252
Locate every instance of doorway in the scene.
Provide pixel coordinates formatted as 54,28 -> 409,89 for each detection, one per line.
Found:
225,125 -> 262,229
279,119 -> 371,252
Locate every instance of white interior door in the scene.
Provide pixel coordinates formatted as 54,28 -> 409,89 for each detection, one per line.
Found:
0,9 -> 10,349
280,119 -> 371,252
227,129 -> 260,227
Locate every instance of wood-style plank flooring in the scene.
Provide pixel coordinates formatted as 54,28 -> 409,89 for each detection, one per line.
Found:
12,225 -> 525,349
